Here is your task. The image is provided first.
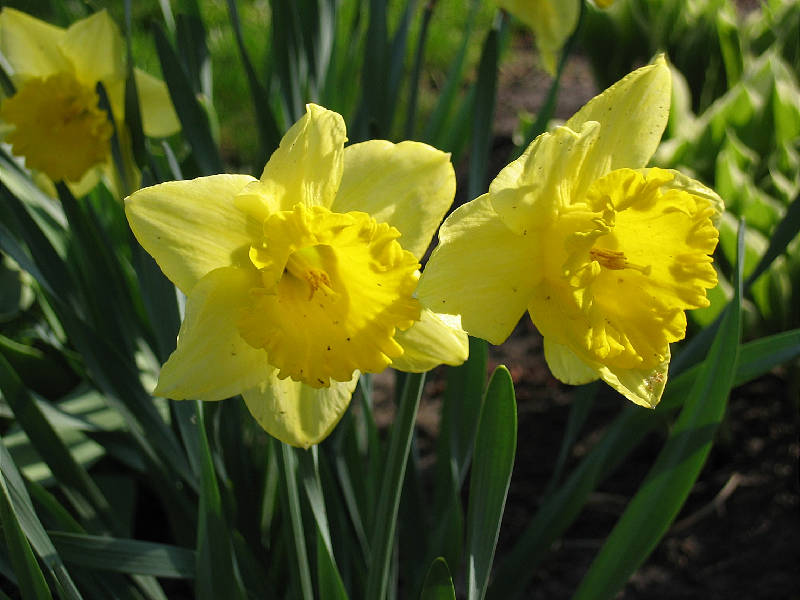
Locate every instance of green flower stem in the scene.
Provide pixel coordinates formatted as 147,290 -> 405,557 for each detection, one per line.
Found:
365,371 -> 426,600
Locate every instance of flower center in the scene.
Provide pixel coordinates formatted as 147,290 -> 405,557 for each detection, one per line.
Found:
0,72 -> 113,182
238,203 -> 421,387
589,247 -> 651,274
529,167 -> 718,371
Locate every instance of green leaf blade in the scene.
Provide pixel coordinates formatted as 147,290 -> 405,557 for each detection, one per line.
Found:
465,366 -> 517,600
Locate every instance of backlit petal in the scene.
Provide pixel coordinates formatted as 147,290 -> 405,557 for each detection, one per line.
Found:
417,194 -> 540,345
243,373 -> 358,449
543,338 -> 598,385
489,122 -> 601,232
60,10 -> 125,85
154,267 -> 274,401
258,104 -> 345,210
332,140 -> 456,258
134,69 -> 180,138
596,351 -> 670,408
391,309 -> 469,372
125,174 -> 259,293
565,55 -> 671,188
0,8 -> 68,77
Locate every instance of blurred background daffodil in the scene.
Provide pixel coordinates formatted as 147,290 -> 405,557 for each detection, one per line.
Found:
0,8 -> 180,197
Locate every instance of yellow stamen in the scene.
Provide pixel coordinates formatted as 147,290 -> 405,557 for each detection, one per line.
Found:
589,247 -> 651,274
285,246 -> 338,300
0,73 -> 112,182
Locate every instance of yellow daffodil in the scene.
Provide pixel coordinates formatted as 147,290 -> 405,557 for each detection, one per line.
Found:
0,8 -> 180,194
418,56 -> 722,408
125,104 -> 467,448
496,0 -> 580,75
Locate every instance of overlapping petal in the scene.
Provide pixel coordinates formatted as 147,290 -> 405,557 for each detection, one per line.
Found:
59,9 -> 124,84
154,267 -> 275,401
565,55 -> 671,193
417,194 -> 541,345
125,174 -> 259,293
243,373 -> 359,449
391,310 -> 469,372
258,104 -> 346,211
333,140 -> 456,258
0,8 -> 68,77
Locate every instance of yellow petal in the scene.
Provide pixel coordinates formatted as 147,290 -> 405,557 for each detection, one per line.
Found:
595,350 -> 670,408
564,55 -> 671,187
59,10 -> 125,85
391,309 -> 469,372
243,373 -> 358,448
154,267 -> 275,401
134,68 -> 180,138
489,122 -> 601,233
258,104 -> 346,211
0,8 -> 68,77
496,0 -> 579,75
125,174 -> 259,293
417,194 -> 540,345
332,140 -> 456,258
653,168 -> 724,227
543,338 -> 598,385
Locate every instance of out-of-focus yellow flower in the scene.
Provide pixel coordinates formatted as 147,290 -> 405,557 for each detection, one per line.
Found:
418,56 -> 722,408
496,0 -> 580,75
0,8 -> 180,194
125,104 -> 467,448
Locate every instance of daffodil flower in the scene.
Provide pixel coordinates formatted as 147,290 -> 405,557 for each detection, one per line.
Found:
0,8 -> 180,194
125,104 -> 467,448
418,56 -> 722,408
496,0 -> 580,75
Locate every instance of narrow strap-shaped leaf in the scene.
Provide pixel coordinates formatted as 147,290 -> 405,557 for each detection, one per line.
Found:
225,0 -> 282,158
467,14 -> 505,203
436,337 -> 488,499
404,0 -> 436,139
364,372 -> 426,600
571,221 -> 745,600
0,354 -> 115,533
279,441 -> 314,600
423,0 -> 481,145
95,82 -> 133,198
0,440 -> 81,599
124,0 -> 147,169
316,531 -> 349,600
194,403 -> 245,600
420,557 -> 456,600
543,382 -> 598,497
152,22 -> 223,175
745,193 -> 800,288
465,366 -> 517,600
0,467 -> 52,599
48,532 -> 195,579
271,0 -> 306,123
